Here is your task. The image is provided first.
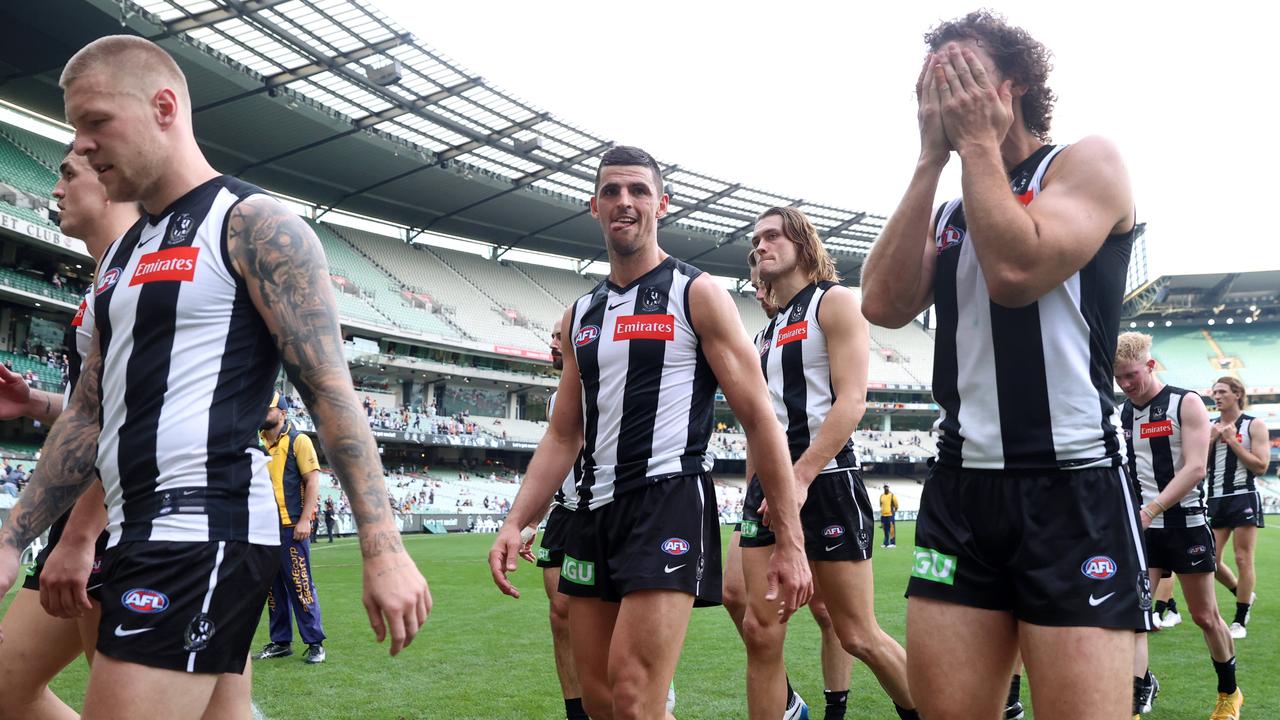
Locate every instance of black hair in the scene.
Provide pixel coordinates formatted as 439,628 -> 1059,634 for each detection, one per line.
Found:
594,145 -> 663,194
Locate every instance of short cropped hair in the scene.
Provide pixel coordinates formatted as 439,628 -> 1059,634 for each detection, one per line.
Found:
60,35 -> 189,104
594,145 -> 663,194
1114,331 -> 1152,365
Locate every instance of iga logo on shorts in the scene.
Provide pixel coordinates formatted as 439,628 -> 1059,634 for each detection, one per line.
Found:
121,588 -> 169,614
574,325 -> 600,347
661,538 -> 690,556
1080,555 -> 1117,580
822,525 -> 844,539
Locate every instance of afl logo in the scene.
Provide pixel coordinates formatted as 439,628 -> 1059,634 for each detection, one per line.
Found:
574,325 -> 600,347
121,588 -> 169,614
96,267 -> 123,295
822,525 -> 844,539
937,226 -> 963,252
1080,555 -> 1117,580
661,538 -> 690,556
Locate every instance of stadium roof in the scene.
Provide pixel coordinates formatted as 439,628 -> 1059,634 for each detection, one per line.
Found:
1123,269 -> 1280,324
0,0 -> 886,280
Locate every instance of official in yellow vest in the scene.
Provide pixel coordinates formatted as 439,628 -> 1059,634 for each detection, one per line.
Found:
254,392 -> 327,663
880,485 -> 899,548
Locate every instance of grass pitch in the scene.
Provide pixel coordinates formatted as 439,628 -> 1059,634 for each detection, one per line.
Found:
5,522 -> 1276,718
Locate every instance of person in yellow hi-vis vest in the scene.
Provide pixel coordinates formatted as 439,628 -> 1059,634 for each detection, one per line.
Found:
255,392 -> 327,664
880,485 -> 899,549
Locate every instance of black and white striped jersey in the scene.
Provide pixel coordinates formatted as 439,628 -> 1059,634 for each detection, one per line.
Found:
1207,414 -> 1258,498
931,144 -> 1134,471
756,282 -> 858,473
93,176 -> 282,548
61,287 -> 94,402
547,390 -> 579,512
569,257 -> 715,510
1120,386 -> 1206,529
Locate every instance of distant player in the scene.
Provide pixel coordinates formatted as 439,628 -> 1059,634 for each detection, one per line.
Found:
255,393 -> 328,665
1206,376 -> 1268,640
520,326 -> 589,720
0,36 -> 429,720
1115,333 -> 1241,719
719,254 -> 854,720
862,11 -> 1145,719
491,145 -> 812,720
0,144 -> 137,720
879,485 -> 898,548
741,207 -> 917,719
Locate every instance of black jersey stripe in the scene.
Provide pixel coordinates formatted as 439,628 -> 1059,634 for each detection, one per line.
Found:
931,225 -> 963,466
615,265 -> 675,486
574,285 -> 607,506
989,302 -> 1056,466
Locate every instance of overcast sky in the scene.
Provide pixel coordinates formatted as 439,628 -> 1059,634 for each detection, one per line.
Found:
376,0 -> 1277,278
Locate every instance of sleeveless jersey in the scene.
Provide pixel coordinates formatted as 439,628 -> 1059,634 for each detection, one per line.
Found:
93,175 -> 282,548
757,281 -> 858,473
931,144 -> 1134,471
1120,385 -> 1206,528
1207,414 -> 1258,498
61,288 -> 94,404
570,256 -> 715,510
547,390 -> 579,511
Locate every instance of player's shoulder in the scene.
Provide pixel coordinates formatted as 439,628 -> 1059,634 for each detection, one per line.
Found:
1051,136 -> 1127,177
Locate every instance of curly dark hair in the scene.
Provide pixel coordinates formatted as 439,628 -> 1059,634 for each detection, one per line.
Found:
925,10 -> 1056,141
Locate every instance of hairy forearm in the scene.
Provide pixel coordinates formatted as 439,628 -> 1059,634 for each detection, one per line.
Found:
862,161 -> 942,326
506,431 -> 579,529
0,410 -> 98,550
794,397 -> 866,483
1153,465 -> 1207,516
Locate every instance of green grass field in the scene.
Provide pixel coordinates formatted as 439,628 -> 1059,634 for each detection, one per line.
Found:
4,522 -> 1276,719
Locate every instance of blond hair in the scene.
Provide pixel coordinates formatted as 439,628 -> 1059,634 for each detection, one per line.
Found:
1114,331 -> 1152,365
60,35 -> 189,106
1213,376 -> 1249,409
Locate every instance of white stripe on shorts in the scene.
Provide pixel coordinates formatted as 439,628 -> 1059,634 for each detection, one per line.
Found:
188,541 -> 226,672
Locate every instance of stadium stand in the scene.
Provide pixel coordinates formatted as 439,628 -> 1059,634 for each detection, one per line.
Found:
0,135 -> 56,197
1211,323 -> 1280,389
0,122 -> 66,173
1146,322 -> 1280,391
509,260 -> 599,307
869,323 -> 935,385
0,350 -> 65,390
0,266 -> 82,306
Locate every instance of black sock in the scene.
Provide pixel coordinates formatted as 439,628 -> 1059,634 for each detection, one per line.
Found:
1007,674 -> 1021,705
1213,656 -> 1238,695
564,697 -> 589,720
1233,602 -> 1250,626
823,690 -> 848,720
1133,676 -> 1145,713
1167,597 -> 1178,613
1154,599 -> 1169,616
893,703 -> 920,720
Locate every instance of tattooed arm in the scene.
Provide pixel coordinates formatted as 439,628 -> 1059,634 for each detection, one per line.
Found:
227,195 -> 430,655
0,331 -> 103,610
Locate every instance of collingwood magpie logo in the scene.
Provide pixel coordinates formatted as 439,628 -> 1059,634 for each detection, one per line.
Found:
789,303 -> 805,323
1152,405 -> 1166,420
640,287 -> 663,311
184,612 -> 216,652
166,213 -> 193,246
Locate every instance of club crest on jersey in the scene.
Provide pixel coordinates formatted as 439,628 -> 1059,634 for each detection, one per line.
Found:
776,321 -> 808,347
1080,555 -> 1117,580
789,303 -> 805,323
122,588 -> 169,614
936,225 -> 964,253
574,325 -> 600,347
661,538 -> 690,556
130,247 -> 199,286
96,267 -> 122,295
166,213 -> 194,246
614,314 -> 675,342
1139,420 -> 1173,439
639,286 -> 663,311
822,525 -> 844,539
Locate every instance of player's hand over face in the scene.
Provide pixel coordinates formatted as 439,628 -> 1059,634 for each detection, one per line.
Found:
916,53 -> 952,166
361,530 -> 431,656
765,534 -> 813,624
488,522 -> 524,598
40,536 -> 95,618
0,365 -> 33,421
934,44 -> 1014,154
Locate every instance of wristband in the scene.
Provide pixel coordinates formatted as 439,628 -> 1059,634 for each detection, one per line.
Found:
1151,499 -> 1168,513
1141,506 -> 1157,521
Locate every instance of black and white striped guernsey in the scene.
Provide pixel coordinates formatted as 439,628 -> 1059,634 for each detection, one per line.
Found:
569,256 -> 715,510
62,287 -> 94,403
756,281 -> 858,472
547,390 -> 579,512
1207,414 -> 1258,498
93,176 -> 282,548
931,144 -> 1134,470
1120,386 -> 1206,529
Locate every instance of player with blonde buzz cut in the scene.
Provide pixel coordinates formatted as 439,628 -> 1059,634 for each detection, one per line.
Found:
1114,332 -> 1241,719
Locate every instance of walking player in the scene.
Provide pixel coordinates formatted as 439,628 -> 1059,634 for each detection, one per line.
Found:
862,11 -> 1145,719
491,145 -> 811,720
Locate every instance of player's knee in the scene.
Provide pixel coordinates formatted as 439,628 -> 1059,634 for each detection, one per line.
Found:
721,583 -> 745,617
609,678 -> 650,720
1190,605 -> 1221,631
741,610 -> 785,656
548,594 -> 571,629
837,629 -> 877,661
808,600 -> 833,630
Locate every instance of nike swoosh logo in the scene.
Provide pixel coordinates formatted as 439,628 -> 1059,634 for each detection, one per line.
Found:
181,489 -> 200,496
1191,559 -> 1204,566
114,625 -> 155,637
1088,592 -> 1116,607
663,564 -> 686,574
825,543 -> 844,552
608,301 -> 628,311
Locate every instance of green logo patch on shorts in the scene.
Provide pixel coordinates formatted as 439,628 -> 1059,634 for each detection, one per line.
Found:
536,547 -> 550,562
561,556 -> 595,586
911,546 -> 958,586
740,520 -> 759,538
